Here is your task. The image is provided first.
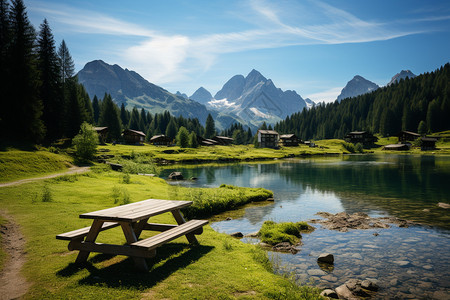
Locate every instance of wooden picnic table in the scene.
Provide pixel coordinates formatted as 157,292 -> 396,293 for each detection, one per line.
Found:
56,199 -> 208,271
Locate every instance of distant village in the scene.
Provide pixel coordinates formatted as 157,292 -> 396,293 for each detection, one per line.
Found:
94,127 -> 438,151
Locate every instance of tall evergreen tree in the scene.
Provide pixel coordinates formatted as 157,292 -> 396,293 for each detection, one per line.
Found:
92,95 -> 100,125
57,39 -> 74,83
0,0 -> 11,136
120,103 -> 129,128
7,0 -> 45,142
204,113 -> 215,138
37,19 -> 62,141
99,94 -> 122,141
165,118 -> 178,140
128,106 -> 140,130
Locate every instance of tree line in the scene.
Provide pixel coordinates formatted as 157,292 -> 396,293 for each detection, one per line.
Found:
0,0 -> 93,144
275,63 -> 450,140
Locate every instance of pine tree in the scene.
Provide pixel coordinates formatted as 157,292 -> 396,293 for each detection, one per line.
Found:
92,95 -> 100,125
204,113 -> 215,138
120,103 -> 129,128
165,118 -> 178,140
128,107 -> 140,130
99,94 -> 122,141
57,40 -> 74,83
0,0 -> 11,137
189,131 -> 198,148
37,19 -> 62,141
7,0 -> 45,142
176,126 -> 189,148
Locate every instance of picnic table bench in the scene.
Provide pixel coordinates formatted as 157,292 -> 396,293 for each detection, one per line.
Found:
56,199 -> 208,271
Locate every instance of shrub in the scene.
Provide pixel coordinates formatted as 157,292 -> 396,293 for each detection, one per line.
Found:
72,122 -> 99,163
258,221 -> 313,245
342,142 -> 355,153
111,186 -> 131,205
122,173 -> 131,184
41,185 -> 53,202
355,142 -> 364,153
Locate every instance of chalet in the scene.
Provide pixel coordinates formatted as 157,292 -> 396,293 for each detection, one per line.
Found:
257,130 -> 279,148
344,131 -> 378,147
383,144 -> 410,151
212,136 -> 234,145
122,129 -> 146,144
395,131 -> 420,143
279,134 -> 301,147
94,127 -> 108,143
150,134 -> 172,146
421,137 -> 438,151
197,136 -> 220,146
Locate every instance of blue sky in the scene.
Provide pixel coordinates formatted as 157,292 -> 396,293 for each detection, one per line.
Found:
28,0 -> 450,103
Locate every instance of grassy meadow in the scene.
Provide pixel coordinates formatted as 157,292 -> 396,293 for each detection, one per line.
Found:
0,156 -> 322,299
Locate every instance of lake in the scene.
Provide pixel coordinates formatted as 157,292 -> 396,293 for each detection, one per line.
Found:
160,154 -> 450,299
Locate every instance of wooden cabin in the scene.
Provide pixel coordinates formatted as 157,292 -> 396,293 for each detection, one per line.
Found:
383,144 -> 410,151
212,136 -> 234,145
257,130 -> 279,148
421,137 -> 437,151
122,129 -> 146,144
197,136 -> 220,146
344,131 -> 378,146
279,134 -> 301,147
94,127 -> 108,143
395,131 -> 420,143
150,134 -> 172,146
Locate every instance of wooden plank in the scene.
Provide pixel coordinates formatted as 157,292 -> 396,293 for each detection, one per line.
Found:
56,222 -> 119,240
68,241 -> 156,258
80,199 -> 192,222
131,219 -> 208,250
172,209 -> 198,244
143,223 -> 178,232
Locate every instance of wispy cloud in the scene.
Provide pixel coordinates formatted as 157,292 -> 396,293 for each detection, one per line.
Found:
31,0 -> 441,85
306,87 -> 343,104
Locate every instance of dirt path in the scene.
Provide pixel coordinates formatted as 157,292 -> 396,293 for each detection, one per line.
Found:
0,211 -> 31,299
0,166 -> 90,188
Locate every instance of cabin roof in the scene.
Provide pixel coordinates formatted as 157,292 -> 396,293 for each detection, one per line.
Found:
280,134 -> 297,139
94,127 -> 108,131
396,130 -> 420,137
258,130 -> 279,135
123,129 -> 146,136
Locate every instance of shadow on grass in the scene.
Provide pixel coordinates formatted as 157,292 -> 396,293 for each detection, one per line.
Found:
57,243 -> 214,289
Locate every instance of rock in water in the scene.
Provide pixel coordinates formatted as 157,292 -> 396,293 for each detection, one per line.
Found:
168,172 -> 183,180
320,289 -> 338,299
317,253 -> 334,264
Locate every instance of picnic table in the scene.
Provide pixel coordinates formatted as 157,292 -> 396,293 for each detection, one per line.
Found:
56,199 -> 208,271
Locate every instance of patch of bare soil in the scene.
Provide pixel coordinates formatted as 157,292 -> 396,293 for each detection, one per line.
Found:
0,211 -> 31,299
309,211 -> 416,232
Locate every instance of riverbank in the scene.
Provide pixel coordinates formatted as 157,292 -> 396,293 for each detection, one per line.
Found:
0,168 -> 323,299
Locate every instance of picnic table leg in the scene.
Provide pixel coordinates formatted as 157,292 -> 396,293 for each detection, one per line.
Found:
75,219 -> 103,264
132,217 -> 149,238
120,222 -> 149,272
171,209 -> 199,245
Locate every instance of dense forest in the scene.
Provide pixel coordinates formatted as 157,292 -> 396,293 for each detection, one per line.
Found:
0,0 -> 250,146
275,63 -> 450,140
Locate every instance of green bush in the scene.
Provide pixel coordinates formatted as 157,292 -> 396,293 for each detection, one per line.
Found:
72,122 -> 99,164
181,185 -> 273,219
41,185 -> 53,202
342,142 -> 355,153
355,142 -> 364,153
259,221 -> 313,245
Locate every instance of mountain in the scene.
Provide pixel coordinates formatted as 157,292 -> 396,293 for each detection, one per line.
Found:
175,91 -> 188,99
77,60 -> 214,124
190,87 -> 213,105
336,75 -> 379,102
207,69 -> 309,127
388,70 -> 416,86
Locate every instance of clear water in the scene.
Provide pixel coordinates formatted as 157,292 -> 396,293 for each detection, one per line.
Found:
160,155 -> 450,299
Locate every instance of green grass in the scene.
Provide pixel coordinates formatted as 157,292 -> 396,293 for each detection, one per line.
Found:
259,221 -> 314,245
0,150 -> 73,183
0,169 -> 322,299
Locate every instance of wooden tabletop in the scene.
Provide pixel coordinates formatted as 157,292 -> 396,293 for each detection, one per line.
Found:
79,199 -> 193,222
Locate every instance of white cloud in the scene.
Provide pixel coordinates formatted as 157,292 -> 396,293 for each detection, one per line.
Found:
31,0 -> 438,87
306,87 -> 343,104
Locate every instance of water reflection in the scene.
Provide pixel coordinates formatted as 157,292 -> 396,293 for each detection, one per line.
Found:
161,155 -> 450,298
